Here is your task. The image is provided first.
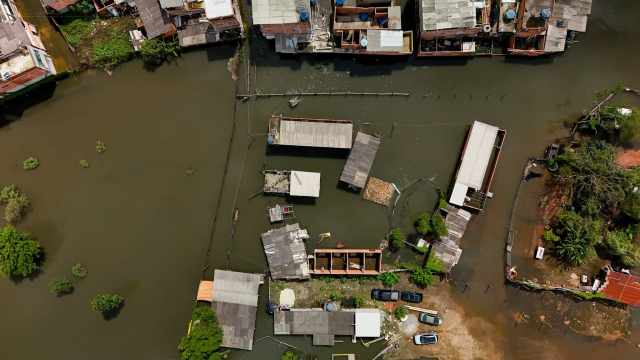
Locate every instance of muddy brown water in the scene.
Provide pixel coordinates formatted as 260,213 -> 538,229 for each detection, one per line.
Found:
1,0 -> 640,359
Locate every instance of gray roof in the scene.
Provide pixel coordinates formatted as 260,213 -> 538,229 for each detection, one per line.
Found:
274,309 -> 355,336
210,270 -> 263,350
159,0 -> 184,8
212,302 -> 258,350
554,0 -> 592,32
270,115 -> 354,149
421,0 -> 476,31
432,205 -> 472,272
178,23 -> 216,47
135,0 -> 173,39
261,223 -> 310,279
340,132 -> 380,189
0,21 -> 30,57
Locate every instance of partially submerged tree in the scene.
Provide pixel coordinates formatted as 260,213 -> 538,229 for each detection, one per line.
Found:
388,228 -> 406,250
48,278 -> 74,296
178,306 -> 225,360
0,225 -> 41,278
0,185 -> 30,224
414,213 -> 432,235
430,212 -> 448,238
91,294 -> 124,315
140,38 -> 180,66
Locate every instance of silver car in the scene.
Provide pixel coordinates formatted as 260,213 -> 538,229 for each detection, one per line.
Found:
419,312 -> 443,326
413,332 -> 438,345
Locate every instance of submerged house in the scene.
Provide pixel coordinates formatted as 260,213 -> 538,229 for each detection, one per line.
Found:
135,0 -> 176,39
332,0 -> 412,55
340,132 -> 380,190
448,121 -> 505,211
430,205 -> 472,272
274,308 -> 382,345
268,115 -> 354,150
1,0 -> 57,99
196,270 -> 264,350
174,0 -> 244,47
308,248 -> 383,275
599,270 -> 640,307
264,170 -> 321,198
261,223 -> 311,280
252,0 -> 314,53
417,0 -> 491,56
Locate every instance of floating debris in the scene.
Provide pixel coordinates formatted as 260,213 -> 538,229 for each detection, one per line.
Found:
288,96 -> 302,108
79,160 -> 90,168
363,177 -> 395,207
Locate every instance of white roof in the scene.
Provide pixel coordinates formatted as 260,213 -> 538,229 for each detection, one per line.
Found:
212,270 -> 263,307
355,310 -> 381,338
204,0 -> 234,19
289,171 -> 320,197
449,182 -> 468,207
454,121 -> 499,189
252,0 -> 300,25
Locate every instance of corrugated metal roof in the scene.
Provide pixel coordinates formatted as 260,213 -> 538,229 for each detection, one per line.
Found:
212,270 -> 262,307
455,121 -> 499,190
135,0 -> 174,39
158,0 -> 183,8
600,271 -> 640,306
340,132 -> 380,189
366,30 -> 405,53
252,0 -> 302,25
274,116 -> 353,149
261,223 -> 310,279
421,0 -> 476,31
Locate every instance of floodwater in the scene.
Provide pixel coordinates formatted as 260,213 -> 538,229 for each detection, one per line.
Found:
1,0 -> 639,359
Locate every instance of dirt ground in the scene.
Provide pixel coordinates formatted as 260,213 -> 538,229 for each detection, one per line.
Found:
270,275 -> 504,360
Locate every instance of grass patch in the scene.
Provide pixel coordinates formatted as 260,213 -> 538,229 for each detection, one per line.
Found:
92,27 -> 134,68
60,19 -> 95,47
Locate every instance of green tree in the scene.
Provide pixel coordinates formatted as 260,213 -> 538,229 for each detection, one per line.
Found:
72,263 -> 88,278
425,255 -> 444,273
604,230 -> 640,268
410,266 -> 434,287
414,213 -> 432,235
90,293 -> 124,314
281,350 -> 300,360
178,306 -> 225,360
0,225 -> 41,278
0,185 -> 29,224
389,228 -> 406,250
622,192 -> 640,221
140,38 -> 180,66
378,272 -> 399,287
430,212 -> 448,238
548,210 -> 602,266
48,278 -> 74,296
394,306 -> 408,320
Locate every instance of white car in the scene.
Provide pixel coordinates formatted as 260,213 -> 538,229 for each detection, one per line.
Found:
413,332 -> 438,345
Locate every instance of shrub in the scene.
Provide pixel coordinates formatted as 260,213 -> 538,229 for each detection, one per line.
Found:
48,278 -> 74,296
389,228 -> 405,250
378,272 -> 400,287
72,263 -> 88,278
425,255 -> 444,274
0,185 -> 20,203
329,291 -> 341,301
0,185 -> 30,224
394,306 -> 408,320
410,266 -> 434,287
60,18 -> 95,47
281,350 -> 300,360
23,157 -> 39,170
178,306 -> 224,360
0,225 -> 41,278
90,293 -> 124,314
414,213 -> 431,235
351,295 -> 364,308
549,210 -> 602,266
92,28 -> 134,67
95,140 -> 107,153
68,0 -> 96,17
604,230 -> 640,268
430,212 -> 448,238
622,192 -> 640,221
140,38 -> 180,66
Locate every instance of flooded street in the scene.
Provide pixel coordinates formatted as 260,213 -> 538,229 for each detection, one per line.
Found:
1,0 -> 640,359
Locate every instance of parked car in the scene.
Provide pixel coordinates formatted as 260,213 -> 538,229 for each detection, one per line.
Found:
413,332 -> 438,345
418,312 -> 442,326
371,289 -> 400,301
400,291 -> 423,303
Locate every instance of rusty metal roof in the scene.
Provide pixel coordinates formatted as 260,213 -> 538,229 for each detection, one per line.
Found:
600,271 -> 640,307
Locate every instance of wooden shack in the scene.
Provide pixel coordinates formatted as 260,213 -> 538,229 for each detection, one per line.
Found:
340,132 -> 381,190
449,121 -> 506,211
267,115 -> 353,149
308,248 -> 383,275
